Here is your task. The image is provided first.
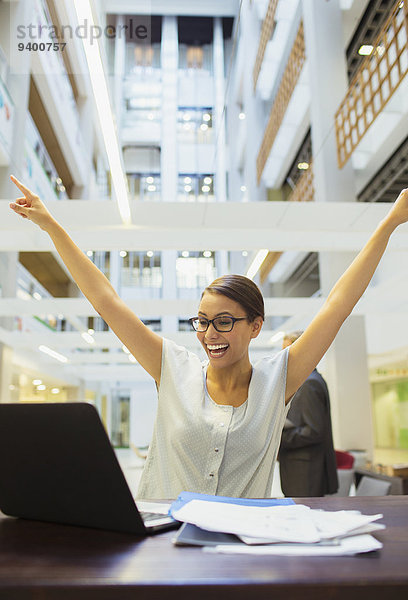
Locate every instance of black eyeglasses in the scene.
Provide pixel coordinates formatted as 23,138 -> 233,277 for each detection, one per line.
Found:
189,316 -> 247,333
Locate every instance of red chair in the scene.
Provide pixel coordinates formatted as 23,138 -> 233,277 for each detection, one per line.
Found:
335,450 -> 355,470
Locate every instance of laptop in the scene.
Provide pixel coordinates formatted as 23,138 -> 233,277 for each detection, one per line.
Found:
0,402 -> 178,535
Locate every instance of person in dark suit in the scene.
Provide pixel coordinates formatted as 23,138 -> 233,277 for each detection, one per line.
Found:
279,331 -> 338,497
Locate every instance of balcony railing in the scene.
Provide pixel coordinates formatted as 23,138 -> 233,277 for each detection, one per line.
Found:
253,0 -> 279,90
256,20 -> 306,184
335,0 -> 408,168
259,163 -> 314,283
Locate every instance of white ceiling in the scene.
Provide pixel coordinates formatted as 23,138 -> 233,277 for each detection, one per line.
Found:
1,200 -> 407,251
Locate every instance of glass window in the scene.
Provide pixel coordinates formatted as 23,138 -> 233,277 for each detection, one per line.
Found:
121,251 -> 162,289
176,251 -> 216,290
177,108 -> 213,144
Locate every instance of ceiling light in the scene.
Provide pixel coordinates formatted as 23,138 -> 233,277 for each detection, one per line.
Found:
240,185 -> 247,192
200,123 -> 208,131
242,251 -> 248,257
128,354 -> 137,363
297,162 -> 309,170
202,185 -> 210,193
146,176 -> 154,184
87,250 -> 93,257
203,113 -> 211,121
119,250 -> 127,258
88,328 -> 95,335
146,250 -> 154,257
183,112 -> 191,121
147,184 -> 156,192
184,185 -> 192,192
203,177 -> 212,184
246,249 -> 269,280
358,45 -> 373,56
33,292 -> 42,301
269,331 -> 285,345
203,251 -> 212,258
122,345 -> 130,354
73,0 -> 131,224
182,251 -> 189,258
81,332 -> 95,345
239,112 -> 246,120
51,388 -> 60,394
37,384 -> 46,391
184,176 -> 192,184
33,379 -> 42,386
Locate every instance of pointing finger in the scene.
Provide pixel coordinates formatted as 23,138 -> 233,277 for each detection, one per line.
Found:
10,175 -> 33,197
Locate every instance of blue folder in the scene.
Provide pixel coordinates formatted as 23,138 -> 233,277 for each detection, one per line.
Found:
170,491 -> 294,517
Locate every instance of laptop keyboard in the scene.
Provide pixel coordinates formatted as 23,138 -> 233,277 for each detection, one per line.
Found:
140,511 -> 171,522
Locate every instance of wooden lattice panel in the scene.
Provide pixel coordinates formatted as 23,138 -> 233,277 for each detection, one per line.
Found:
287,163 -> 314,203
256,21 -> 306,184
253,0 -> 279,90
335,0 -> 408,168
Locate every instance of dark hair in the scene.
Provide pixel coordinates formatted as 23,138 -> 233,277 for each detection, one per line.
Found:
202,274 -> 265,322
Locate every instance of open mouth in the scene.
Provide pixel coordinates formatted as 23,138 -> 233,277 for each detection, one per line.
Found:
207,343 -> 229,358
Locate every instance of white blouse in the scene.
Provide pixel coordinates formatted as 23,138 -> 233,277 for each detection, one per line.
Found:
136,338 -> 290,499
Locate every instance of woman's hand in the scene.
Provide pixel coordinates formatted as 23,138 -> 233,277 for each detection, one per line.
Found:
386,188 -> 408,228
9,175 -> 56,232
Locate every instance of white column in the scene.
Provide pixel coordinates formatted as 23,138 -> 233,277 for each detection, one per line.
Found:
161,16 -> 178,202
241,1 -> 267,203
213,17 -> 227,203
160,17 -> 179,331
302,0 -> 373,457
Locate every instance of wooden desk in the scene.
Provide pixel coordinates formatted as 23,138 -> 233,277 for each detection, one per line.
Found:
0,496 -> 407,600
354,468 -> 408,494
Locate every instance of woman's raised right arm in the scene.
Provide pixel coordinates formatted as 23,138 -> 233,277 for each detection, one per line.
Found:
9,175 -> 163,384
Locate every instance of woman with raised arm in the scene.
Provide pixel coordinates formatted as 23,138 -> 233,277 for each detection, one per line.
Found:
9,175 -> 408,499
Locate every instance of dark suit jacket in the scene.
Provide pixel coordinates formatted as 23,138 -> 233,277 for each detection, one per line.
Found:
279,369 -> 338,497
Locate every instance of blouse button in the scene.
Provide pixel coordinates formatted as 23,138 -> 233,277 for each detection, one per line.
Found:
214,448 -> 219,453
209,472 -> 214,477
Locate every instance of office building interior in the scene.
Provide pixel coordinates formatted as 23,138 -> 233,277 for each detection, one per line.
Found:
0,0 -> 407,494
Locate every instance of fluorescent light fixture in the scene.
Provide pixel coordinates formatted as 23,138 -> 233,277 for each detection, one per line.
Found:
73,0 -> 131,225
358,45 -> 373,56
246,249 -> 269,280
269,331 -> 285,345
39,345 -> 68,363
81,332 -> 95,344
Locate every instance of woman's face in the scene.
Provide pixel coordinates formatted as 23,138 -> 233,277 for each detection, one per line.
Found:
196,292 -> 263,369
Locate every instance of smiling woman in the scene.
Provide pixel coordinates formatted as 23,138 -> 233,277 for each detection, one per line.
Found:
8,174 -> 408,499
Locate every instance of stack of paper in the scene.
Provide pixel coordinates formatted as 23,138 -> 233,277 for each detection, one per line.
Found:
171,497 -> 384,556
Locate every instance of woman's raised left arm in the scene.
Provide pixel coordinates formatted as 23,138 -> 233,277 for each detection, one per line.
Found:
285,188 -> 408,403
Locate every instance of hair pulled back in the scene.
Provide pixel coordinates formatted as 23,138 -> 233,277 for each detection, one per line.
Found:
202,274 -> 265,322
